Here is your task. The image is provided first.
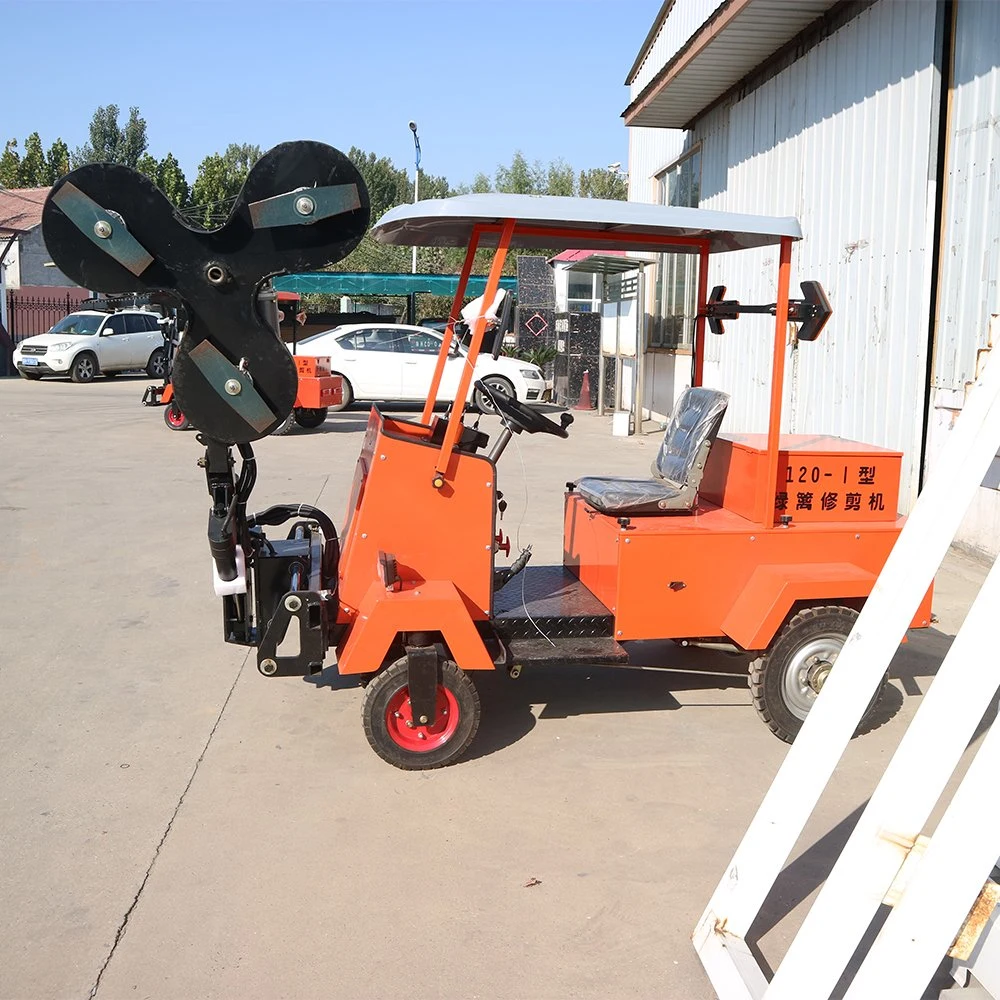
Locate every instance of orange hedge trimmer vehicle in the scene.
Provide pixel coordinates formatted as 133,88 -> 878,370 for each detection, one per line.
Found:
42,141 -> 931,770
142,316 -> 342,434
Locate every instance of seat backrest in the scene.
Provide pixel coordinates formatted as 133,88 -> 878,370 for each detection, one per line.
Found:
653,387 -> 730,490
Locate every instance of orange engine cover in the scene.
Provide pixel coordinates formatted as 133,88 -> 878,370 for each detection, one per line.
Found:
701,433 -> 902,523
294,355 -> 331,378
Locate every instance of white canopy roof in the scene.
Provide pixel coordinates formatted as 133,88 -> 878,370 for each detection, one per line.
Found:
370,193 -> 801,255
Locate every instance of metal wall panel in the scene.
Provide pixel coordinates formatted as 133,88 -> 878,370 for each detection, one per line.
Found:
690,0 -> 942,510
629,0 -> 726,95
934,0 -> 1000,391
627,126 -> 688,203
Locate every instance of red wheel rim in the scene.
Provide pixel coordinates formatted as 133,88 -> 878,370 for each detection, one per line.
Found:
166,407 -> 185,428
385,685 -> 459,752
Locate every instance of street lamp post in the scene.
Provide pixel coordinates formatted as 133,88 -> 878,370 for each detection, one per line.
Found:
409,121 -> 420,274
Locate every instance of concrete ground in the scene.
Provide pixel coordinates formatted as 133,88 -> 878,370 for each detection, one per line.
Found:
0,375 -> 988,999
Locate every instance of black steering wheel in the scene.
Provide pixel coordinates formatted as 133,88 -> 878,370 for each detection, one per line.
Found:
474,379 -> 573,437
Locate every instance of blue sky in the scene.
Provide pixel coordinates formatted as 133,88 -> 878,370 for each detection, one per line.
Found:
5,0 -> 661,188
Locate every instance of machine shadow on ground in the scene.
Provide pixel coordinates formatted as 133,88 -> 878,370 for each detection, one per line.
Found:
305,626 -> 955,762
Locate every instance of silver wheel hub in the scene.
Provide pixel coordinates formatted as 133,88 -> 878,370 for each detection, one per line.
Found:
782,635 -> 843,720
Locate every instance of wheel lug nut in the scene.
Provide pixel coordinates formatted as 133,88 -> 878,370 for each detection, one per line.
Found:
405,720 -> 413,728
417,732 -> 426,740
394,711 -> 402,718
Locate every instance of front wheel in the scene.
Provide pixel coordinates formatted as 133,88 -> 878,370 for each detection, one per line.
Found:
163,403 -> 190,431
749,605 -> 887,743
294,407 -> 328,429
361,658 -> 481,769
474,376 -> 515,415
70,353 -> 97,384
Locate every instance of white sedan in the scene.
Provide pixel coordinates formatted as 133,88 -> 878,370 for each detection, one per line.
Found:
296,323 -> 551,414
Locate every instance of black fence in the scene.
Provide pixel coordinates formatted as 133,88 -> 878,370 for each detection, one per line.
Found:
1,291 -> 82,376
6,291 -> 81,344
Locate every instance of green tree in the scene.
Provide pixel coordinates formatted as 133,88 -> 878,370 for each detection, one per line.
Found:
45,139 -> 70,183
578,167 -> 627,201
546,159 -> 576,197
347,146 -> 412,220
19,132 -> 47,186
0,140 -> 20,188
188,143 -> 262,226
136,152 -> 159,183
74,104 -> 149,167
157,153 -> 189,207
495,151 -> 545,194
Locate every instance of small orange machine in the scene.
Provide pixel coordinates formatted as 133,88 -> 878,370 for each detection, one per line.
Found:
153,354 -> 342,433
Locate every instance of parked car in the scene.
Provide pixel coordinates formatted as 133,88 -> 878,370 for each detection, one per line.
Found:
13,310 -> 168,383
296,323 -> 551,413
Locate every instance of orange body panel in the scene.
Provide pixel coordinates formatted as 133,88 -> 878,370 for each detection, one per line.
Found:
294,373 -> 342,409
161,382 -> 174,404
336,580 -> 494,675
337,408 -> 496,642
563,494 -> 933,649
702,433 -> 902,524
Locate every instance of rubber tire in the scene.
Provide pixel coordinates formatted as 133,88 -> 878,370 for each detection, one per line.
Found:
70,353 -> 98,384
146,347 -> 168,378
19,369 -> 42,380
749,605 -> 887,744
163,404 -> 190,431
270,410 -> 297,436
328,375 -> 352,413
474,375 -> 516,414
294,407 -> 328,429
362,658 -> 480,770
103,370 -> 120,379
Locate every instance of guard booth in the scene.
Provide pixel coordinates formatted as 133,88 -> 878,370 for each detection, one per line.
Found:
556,253 -> 648,431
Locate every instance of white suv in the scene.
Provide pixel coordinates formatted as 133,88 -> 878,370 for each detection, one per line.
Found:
13,310 -> 168,383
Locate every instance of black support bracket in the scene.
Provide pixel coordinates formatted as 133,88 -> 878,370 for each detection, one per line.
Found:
405,645 -> 440,727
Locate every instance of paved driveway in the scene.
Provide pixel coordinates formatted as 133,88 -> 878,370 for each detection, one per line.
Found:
0,377 -> 980,999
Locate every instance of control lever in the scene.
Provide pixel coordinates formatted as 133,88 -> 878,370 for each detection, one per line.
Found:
560,413 -> 574,432
497,496 -> 507,520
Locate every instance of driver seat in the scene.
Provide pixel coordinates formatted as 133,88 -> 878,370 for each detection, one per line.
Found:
576,386 -> 729,515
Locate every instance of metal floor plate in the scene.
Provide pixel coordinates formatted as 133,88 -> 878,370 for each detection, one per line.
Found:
494,565 -> 611,618
493,565 -> 614,640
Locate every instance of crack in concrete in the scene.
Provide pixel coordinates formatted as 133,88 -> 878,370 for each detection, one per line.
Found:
87,652 -> 250,999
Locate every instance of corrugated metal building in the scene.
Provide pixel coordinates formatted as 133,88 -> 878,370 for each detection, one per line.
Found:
625,0 -> 1000,557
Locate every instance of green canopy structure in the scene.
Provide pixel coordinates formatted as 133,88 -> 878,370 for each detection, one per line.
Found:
272,272 -> 517,297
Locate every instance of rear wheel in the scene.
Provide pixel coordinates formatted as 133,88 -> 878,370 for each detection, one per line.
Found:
474,375 -> 515,414
294,407 -> 328,429
70,353 -> 97,384
146,347 -> 167,378
328,375 -> 352,413
163,403 -> 190,431
362,657 -> 480,769
749,605 -> 887,743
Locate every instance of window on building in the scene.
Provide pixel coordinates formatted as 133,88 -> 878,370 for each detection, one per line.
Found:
567,271 -> 599,313
650,146 -> 702,350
